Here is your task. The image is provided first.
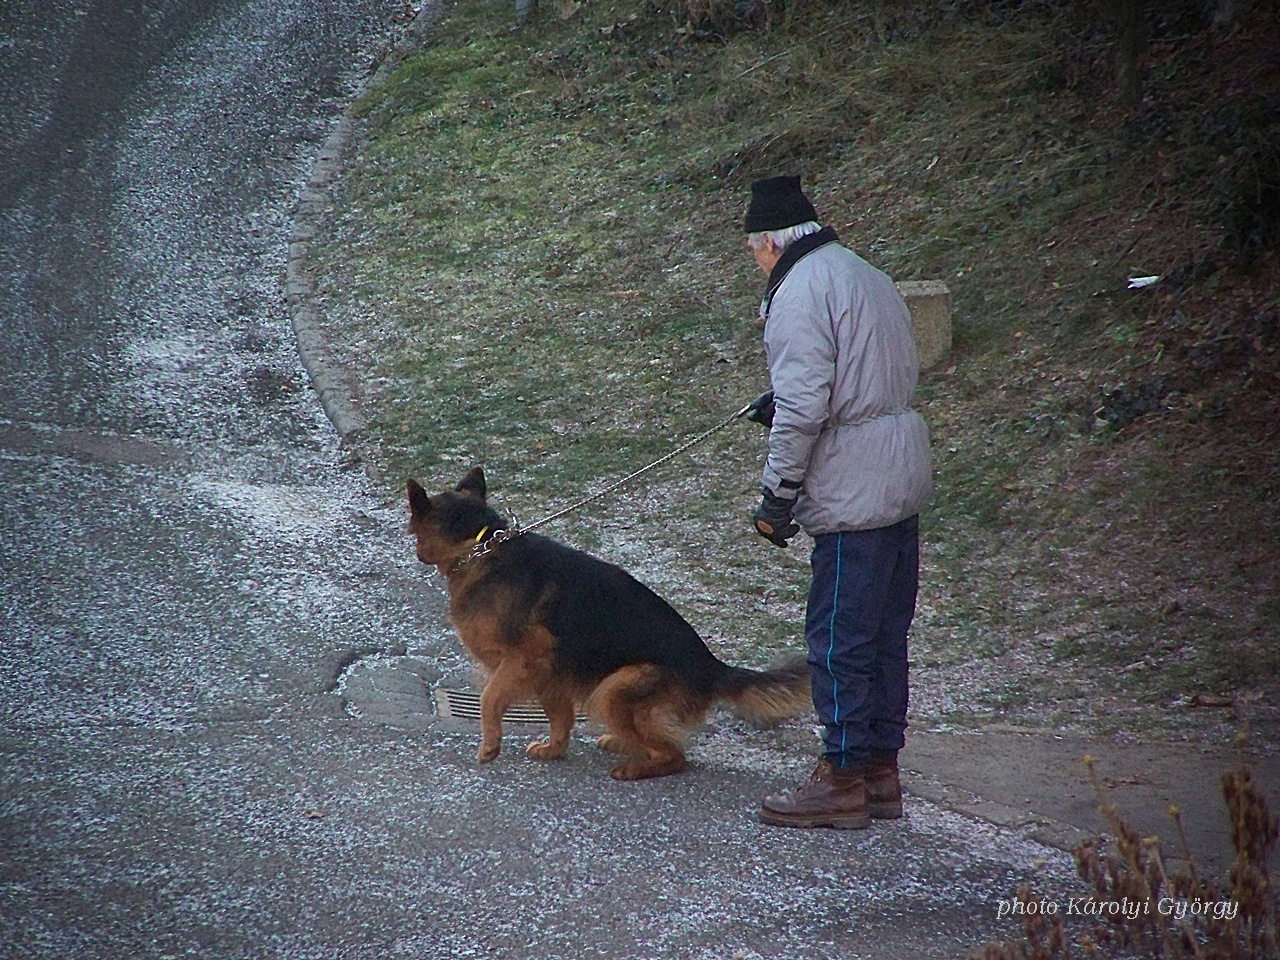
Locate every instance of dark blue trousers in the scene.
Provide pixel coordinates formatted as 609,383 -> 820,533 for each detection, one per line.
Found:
805,515 -> 919,769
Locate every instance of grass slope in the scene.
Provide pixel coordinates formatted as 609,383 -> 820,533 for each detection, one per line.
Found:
313,0 -> 1279,741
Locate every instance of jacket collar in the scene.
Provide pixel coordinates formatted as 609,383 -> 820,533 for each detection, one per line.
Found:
760,225 -> 841,321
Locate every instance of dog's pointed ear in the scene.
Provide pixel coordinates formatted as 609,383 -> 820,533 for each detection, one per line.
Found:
456,466 -> 486,501
407,478 -> 432,519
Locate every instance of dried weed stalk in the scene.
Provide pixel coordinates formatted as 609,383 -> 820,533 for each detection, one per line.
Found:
972,746 -> 1280,959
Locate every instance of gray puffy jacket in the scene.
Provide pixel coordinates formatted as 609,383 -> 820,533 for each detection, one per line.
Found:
762,236 -> 932,535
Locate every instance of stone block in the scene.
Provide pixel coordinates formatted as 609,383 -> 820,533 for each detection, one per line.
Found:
896,279 -> 952,369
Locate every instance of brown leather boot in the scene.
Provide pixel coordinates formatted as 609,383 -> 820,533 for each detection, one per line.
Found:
759,758 -> 870,829
866,755 -> 903,819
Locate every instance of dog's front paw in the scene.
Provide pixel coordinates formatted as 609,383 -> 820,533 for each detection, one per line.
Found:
525,740 -> 566,760
477,740 -> 501,764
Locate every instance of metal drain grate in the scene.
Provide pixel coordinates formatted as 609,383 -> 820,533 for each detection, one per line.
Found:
434,688 -> 588,725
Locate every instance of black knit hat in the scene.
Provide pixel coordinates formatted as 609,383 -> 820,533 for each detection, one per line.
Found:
743,175 -> 819,232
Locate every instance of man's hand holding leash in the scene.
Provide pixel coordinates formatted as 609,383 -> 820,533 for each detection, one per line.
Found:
743,389 -> 798,547
744,389 -> 775,428
753,488 -> 799,547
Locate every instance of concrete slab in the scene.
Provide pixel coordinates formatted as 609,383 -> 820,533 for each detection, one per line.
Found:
902,726 -> 1280,877
896,279 -> 953,369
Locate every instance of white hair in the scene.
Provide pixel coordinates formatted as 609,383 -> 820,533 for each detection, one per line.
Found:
747,220 -> 822,253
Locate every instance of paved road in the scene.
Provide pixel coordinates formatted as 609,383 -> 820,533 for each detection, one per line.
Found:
0,3 -> 1074,957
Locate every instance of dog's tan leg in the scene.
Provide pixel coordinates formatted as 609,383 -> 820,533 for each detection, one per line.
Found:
477,658 -> 532,763
609,707 -> 688,780
584,664 -> 693,777
609,690 -> 701,781
527,690 -> 575,760
610,749 -> 688,781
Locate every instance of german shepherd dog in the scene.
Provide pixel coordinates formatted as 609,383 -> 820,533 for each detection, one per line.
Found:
407,468 -> 811,780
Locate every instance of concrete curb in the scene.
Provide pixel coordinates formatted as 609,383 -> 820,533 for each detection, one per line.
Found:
902,770 -> 1094,855
284,1 -> 443,481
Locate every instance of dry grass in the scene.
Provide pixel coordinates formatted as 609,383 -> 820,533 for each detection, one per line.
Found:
972,750 -> 1280,958
312,0 -> 1280,741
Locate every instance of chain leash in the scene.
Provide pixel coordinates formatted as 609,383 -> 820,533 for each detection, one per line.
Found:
452,402 -> 753,572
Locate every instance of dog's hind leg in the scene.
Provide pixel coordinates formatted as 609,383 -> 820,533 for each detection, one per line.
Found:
587,666 -> 697,780
527,687 -> 575,760
586,665 -> 658,764
610,697 -> 693,781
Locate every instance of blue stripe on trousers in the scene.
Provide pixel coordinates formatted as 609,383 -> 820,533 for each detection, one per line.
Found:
827,532 -> 841,728
805,515 -> 919,767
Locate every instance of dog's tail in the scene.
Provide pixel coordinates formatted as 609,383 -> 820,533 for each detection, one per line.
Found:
712,654 -> 810,727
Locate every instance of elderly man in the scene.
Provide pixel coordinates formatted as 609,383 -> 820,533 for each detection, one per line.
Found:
743,175 -> 932,829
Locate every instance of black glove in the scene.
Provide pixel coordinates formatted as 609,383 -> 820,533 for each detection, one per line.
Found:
744,390 -> 775,428
753,489 -> 799,547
